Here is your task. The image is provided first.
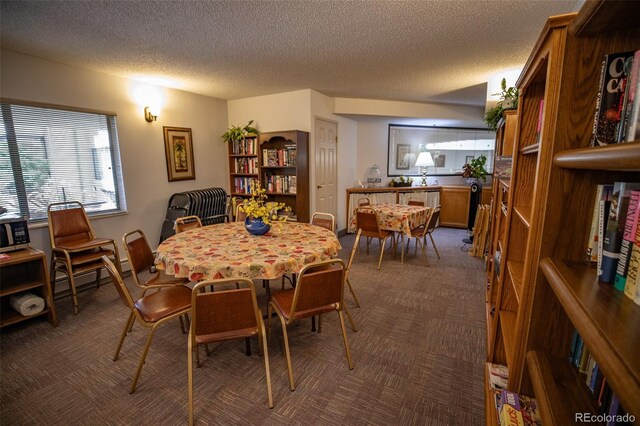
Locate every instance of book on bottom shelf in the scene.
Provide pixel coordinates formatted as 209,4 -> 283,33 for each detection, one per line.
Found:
496,390 -> 541,426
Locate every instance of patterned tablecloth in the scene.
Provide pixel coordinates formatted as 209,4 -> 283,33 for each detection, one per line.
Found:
350,203 -> 431,236
155,221 -> 341,281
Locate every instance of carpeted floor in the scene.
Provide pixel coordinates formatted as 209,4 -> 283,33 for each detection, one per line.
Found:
1,227 -> 486,425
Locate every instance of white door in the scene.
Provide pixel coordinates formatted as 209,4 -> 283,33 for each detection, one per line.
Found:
315,118 -> 338,220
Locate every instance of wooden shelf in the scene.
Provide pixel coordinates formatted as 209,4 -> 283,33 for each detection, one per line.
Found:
1,307 -> 51,328
500,310 -> 517,368
513,205 -> 531,228
570,0 -> 640,36
540,258 -> 640,418
526,350 -> 601,425
499,178 -> 510,190
231,193 -> 252,197
229,154 -> 258,158
520,144 -> 540,155
265,192 -> 296,196
261,166 -> 296,169
553,141 -> 640,171
485,363 -> 499,426
0,279 -> 48,297
507,261 -> 524,303
230,173 -> 258,177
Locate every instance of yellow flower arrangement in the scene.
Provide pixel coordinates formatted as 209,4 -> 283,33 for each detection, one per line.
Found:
239,182 -> 291,225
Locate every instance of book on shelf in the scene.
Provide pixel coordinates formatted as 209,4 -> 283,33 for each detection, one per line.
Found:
590,50 -> 635,146
487,362 -> 509,391
588,185 -> 613,264
600,182 -> 640,284
627,242 -> 640,304
535,100 -> 544,144
496,390 -> 541,426
624,50 -> 640,143
596,185 -> 615,277
617,54 -> 635,143
614,190 -> 640,291
494,156 -> 512,179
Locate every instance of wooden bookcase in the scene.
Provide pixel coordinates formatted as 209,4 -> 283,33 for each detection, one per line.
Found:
258,130 -> 309,223
484,1 -> 640,423
485,110 -> 517,361
0,248 -> 58,328
228,135 -> 260,200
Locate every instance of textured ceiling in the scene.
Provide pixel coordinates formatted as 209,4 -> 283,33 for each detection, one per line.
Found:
0,0 -> 582,107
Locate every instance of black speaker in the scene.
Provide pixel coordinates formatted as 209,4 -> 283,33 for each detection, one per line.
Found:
468,182 -> 482,231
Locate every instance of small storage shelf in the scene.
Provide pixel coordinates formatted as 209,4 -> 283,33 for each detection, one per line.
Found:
500,310 -> 517,368
540,258 -> 640,417
513,205 -> 531,228
506,261 -> 524,303
526,350 -> 601,425
0,248 -> 58,328
520,144 -> 540,155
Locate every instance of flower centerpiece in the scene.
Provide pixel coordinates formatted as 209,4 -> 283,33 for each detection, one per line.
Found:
239,182 -> 291,235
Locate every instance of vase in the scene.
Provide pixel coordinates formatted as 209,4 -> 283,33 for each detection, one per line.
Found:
245,217 -> 271,236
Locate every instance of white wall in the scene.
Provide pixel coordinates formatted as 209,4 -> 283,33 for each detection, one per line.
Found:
1,50 -> 229,266
228,89 -> 312,133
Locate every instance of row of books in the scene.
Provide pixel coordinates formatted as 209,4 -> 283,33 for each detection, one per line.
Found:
230,137 -> 258,155
487,363 -> 541,426
591,49 -> 640,146
569,332 -> 635,423
233,157 -> 258,174
587,182 -> 640,303
232,177 -> 258,195
262,148 -> 296,167
264,174 -> 296,194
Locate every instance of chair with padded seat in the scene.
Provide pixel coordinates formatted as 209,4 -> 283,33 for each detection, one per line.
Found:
268,259 -> 353,391
123,229 -> 190,295
102,256 -> 192,394
355,207 -> 395,270
175,215 -> 202,233
405,206 -> 441,264
235,202 -> 248,222
188,277 -> 273,425
423,205 -> 441,260
311,212 -> 335,233
47,201 -> 122,315
357,197 -> 371,207
407,199 -> 425,207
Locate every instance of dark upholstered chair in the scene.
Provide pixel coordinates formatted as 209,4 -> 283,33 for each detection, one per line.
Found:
188,278 -> 273,425
102,256 -> 191,394
47,201 -> 121,315
355,207 -> 395,270
268,259 -> 353,391
174,216 -> 202,233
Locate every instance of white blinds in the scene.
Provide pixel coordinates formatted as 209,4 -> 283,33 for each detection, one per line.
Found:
0,101 -> 127,221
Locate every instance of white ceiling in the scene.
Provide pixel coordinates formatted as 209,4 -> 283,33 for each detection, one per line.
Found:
0,0 -> 583,107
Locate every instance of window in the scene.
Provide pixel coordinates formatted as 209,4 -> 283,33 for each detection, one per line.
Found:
0,101 -> 127,222
387,125 -> 495,177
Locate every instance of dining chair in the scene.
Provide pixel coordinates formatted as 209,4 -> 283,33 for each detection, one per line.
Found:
311,212 -> 335,233
235,202 -> 248,222
357,197 -> 371,207
423,205 -> 441,260
102,256 -> 191,394
188,278 -> 273,425
268,259 -> 353,391
408,199 -> 425,207
404,208 -> 436,265
175,216 -> 202,233
47,201 -> 122,315
355,207 -> 395,270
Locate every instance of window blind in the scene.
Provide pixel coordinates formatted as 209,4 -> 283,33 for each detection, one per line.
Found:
0,101 -> 127,222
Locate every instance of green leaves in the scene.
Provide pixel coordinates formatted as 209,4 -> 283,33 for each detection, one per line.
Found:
222,120 -> 258,143
484,78 -> 519,131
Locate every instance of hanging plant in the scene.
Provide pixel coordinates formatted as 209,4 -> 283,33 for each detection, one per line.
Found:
484,78 -> 519,131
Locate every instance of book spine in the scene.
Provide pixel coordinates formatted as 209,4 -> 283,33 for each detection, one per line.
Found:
587,185 -> 605,263
627,243 -> 640,302
625,50 -> 640,142
591,57 -> 607,146
616,56 -> 634,143
615,190 -> 640,290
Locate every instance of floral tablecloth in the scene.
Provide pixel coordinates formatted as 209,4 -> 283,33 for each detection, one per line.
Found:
155,222 -> 341,281
350,203 -> 431,236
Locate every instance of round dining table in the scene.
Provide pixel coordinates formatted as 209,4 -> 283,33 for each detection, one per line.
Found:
155,221 -> 341,282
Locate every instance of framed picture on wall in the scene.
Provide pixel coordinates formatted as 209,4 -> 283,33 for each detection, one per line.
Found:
434,154 -> 446,168
163,126 -> 196,181
465,155 -> 475,164
396,144 -> 410,170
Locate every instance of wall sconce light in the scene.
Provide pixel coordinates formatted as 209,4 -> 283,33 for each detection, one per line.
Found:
144,106 -> 157,122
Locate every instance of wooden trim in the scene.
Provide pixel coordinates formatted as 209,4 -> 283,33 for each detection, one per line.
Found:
0,97 -> 118,117
553,142 -> 640,171
570,0 -> 640,37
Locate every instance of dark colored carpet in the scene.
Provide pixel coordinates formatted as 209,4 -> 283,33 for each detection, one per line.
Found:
1,228 -> 486,425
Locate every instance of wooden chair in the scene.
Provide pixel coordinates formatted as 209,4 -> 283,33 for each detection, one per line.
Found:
123,229 -> 190,295
235,202 -> 248,222
404,208 -> 436,265
47,201 -> 121,315
357,197 -> 371,207
355,207 -> 395,270
188,278 -> 273,425
424,205 -> 441,260
311,212 -> 335,232
268,259 -> 353,391
175,216 -> 202,233
407,199 -> 425,207
102,256 -> 191,394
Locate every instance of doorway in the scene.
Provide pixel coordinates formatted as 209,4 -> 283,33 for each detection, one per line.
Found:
314,118 -> 338,222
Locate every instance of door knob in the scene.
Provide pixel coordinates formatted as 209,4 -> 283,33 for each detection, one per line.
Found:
317,185 -> 323,189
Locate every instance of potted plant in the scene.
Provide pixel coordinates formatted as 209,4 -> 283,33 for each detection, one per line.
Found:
389,176 -> 413,187
221,120 -> 258,143
484,78 -> 519,131
462,154 -> 488,184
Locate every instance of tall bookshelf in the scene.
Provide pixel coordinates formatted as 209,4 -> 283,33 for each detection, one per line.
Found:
228,135 -> 259,199
484,1 -> 640,423
258,130 -> 309,223
485,110 -> 517,360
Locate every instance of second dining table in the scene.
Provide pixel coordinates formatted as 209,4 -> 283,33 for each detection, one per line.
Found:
350,203 -> 432,236
154,221 -> 341,282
